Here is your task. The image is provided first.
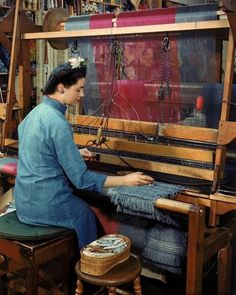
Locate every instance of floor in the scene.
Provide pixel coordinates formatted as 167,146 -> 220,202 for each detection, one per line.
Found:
6,265 -> 217,295
9,270 -> 216,295
78,270 -> 216,295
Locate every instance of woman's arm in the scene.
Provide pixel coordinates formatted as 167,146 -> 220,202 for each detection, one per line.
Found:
79,149 -> 154,187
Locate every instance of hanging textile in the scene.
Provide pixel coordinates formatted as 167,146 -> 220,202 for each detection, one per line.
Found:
65,4 -> 218,126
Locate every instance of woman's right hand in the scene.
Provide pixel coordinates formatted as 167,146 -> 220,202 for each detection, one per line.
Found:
122,171 -> 154,186
103,171 -> 154,188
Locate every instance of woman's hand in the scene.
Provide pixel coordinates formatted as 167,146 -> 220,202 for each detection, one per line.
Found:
122,172 -> 154,186
103,171 -> 154,187
79,148 -> 97,161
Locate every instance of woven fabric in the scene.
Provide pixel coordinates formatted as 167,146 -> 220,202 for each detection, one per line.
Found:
64,5 -> 218,123
92,198 -> 187,274
102,181 -> 185,226
142,224 -> 187,274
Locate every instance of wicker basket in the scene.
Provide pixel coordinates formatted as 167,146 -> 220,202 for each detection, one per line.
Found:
80,234 -> 131,276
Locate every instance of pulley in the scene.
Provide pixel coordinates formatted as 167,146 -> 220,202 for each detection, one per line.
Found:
42,8 -> 69,50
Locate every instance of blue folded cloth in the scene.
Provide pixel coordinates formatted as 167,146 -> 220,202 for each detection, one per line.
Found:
142,224 -> 187,274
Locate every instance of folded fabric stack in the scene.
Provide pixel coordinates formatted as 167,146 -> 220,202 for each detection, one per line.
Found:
142,223 -> 187,275
117,215 -> 151,251
102,181 -> 187,274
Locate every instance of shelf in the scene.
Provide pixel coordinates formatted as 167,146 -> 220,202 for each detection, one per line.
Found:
0,5 -> 38,11
0,71 -> 36,76
89,0 -> 122,7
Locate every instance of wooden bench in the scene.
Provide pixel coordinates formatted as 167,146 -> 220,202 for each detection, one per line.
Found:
0,211 -> 76,295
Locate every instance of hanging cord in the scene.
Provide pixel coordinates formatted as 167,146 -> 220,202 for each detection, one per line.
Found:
44,41 -> 49,82
222,100 -> 236,106
98,38 -> 123,142
158,34 -> 171,123
77,36 -> 153,142
0,86 -> 4,103
84,38 -> 119,147
105,39 -> 121,121
70,40 -> 80,57
103,141 -> 134,169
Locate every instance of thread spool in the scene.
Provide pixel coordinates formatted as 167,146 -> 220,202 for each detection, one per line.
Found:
196,95 -> 204,111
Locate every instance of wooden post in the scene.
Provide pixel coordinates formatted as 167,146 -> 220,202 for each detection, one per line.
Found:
212,29 -> 235,192
155,199 -> 206,294
185,207 -> 205,295
1,0 -> 23,148
18,39 -> 32,119
217,244 -> 232,295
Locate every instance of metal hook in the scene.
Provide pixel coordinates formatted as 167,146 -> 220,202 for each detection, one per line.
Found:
162,35 -> 170,52
71,40 -> 80,56
158,84 -> 165,101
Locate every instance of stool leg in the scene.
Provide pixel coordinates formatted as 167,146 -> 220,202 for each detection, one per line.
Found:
108,286 -> 116,295
61,254 -> 71,295
0,274 -> 7,295
26,266 -> 38,295
75,278 -> 83,295
133,276 -> 142,295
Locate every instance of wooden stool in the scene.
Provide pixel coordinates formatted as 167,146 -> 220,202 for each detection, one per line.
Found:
0,211 -> 76,295
75,254 -> 142,295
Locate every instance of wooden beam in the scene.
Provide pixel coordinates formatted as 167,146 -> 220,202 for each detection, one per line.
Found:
226,12 -> 236,45
1,0 -> 23,147
74,133 -> 214,163
21,19 -> 229,40
156,199 -> 206,294
218,121 -> 236,145
97,153 -> 214,180
212,29 -> 235,191
76,115 -> 157,135
18,39 -> 32,119
158,124 -> 218,144
76,115 -> 218,143
155,198 -> 198,215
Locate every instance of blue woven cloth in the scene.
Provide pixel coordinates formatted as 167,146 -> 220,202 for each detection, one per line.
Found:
142,224 -> 187,274
102,181 -> 185,226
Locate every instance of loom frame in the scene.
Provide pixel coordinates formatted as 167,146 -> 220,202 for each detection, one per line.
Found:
1,3 -> 236,294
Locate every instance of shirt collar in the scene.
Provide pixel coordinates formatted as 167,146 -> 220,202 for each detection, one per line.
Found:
43,96 -> 67,115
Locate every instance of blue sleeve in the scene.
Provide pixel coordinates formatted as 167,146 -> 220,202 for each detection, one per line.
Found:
51,118 -> 107,192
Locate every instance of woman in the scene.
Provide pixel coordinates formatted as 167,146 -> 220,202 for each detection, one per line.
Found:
14,57 -> 154,249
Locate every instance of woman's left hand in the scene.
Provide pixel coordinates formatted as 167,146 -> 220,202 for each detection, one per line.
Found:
79,148 -> 97,161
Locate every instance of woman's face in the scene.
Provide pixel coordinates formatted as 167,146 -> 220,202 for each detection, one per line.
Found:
63,78 -> 85,106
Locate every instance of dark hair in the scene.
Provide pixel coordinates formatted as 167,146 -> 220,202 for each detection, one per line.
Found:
42,61 -> 87,95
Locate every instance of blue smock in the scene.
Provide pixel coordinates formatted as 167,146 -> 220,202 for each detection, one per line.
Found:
14,97 -> 107,248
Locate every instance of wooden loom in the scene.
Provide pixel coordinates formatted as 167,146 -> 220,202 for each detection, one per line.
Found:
1,1 -> 236,294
